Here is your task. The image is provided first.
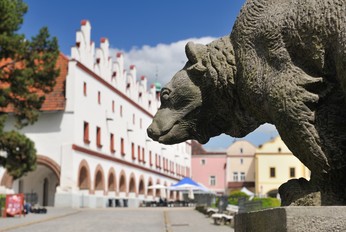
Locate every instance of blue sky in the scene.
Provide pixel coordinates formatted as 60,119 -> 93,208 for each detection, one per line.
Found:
21,0 -> 244,54
20,0 -> 278,150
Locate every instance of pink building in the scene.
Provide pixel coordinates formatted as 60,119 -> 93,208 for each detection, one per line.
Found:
191,141 -> 227,195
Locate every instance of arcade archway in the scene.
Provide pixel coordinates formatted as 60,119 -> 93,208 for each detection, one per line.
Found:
11,156 -> 60,206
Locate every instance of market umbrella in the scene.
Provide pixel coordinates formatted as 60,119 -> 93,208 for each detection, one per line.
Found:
240,187 -> 255,200
148,184 -> 167,189
188,188 -> 195,200
240,187 -> 254,196
148,184 -> 167,198
169,177 -> 207,191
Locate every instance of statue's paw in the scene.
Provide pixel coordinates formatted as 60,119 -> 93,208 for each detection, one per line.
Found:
279,178 -> 321,206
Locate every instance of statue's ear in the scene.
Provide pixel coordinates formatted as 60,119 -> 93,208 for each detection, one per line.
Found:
185,42 -> 207,73
185,42 -> 199,64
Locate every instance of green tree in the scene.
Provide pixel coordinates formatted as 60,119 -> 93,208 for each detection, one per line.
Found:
0,125 -> 37,179
0,0 -> 59,179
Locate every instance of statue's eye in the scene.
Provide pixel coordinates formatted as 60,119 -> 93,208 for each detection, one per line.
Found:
161,89 -> 170,101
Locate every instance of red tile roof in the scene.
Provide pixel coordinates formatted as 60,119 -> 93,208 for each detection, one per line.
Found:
40,53 -> 68,111
191,140 -> 207,155
0,53 -> 68,112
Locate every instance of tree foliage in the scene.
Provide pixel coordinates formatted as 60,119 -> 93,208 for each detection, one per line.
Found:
0,118 -> 36,179
0,0 -> 59,127
0,0 -> 59,179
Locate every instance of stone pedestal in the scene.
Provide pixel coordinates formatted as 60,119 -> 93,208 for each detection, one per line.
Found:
235,206 -> 346,232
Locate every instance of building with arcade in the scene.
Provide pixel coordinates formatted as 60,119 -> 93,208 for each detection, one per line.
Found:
0,20 -> 191,208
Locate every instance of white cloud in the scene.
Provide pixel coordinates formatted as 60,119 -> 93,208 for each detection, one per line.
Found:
110,37 -> 216,86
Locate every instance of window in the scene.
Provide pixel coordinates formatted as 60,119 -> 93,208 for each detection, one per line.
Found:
96,127 -> 102,148
137,145 -> 141,161
142,148 -> 145,163
210,176 -> 216,186
83,122 -> 90,144
155,154 -> 158,167
121,138 -> 125,156
270,167 -> 276,178
233,172 -> 238,181
133,114 -> 135,125
140,118 -> 142,129
240,172 -> 245,181
83,82 -> 87,96
131,143 -> 135,160
98,91 -> 101,104
149,151 -> 153,166
201,159 -> 206,165
290,167 -> 296,178
120,105 -> 123,117
240,148 -> 243,154
110,133 -> 115,153
112,101 -> 115,112
240,158 -> 244,165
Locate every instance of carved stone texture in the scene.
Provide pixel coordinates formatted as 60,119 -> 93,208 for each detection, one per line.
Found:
147,0 -> 346,205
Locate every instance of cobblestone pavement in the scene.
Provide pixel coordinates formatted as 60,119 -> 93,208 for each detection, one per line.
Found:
0,207 -> 234,232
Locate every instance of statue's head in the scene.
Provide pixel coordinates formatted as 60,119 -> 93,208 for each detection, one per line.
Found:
147,38 -> 244,145
147,42 -> 206,144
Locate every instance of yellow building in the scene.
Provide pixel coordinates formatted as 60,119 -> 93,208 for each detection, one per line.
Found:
255,136 -> 310,198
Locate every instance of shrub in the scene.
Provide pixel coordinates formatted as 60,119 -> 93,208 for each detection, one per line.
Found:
253,197 -> 281,208
228,190 -> 249,205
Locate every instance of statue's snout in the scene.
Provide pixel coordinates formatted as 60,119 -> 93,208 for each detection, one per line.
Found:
147,122 -> 160,141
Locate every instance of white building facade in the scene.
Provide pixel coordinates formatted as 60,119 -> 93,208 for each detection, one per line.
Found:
0,20 -> 191,208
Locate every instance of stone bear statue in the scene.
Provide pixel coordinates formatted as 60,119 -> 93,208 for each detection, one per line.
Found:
147,0 -> 346,205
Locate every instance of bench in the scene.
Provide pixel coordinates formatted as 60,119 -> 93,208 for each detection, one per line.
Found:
211,204 -> 238,225
206,208 -> 218,217
211,213 -> 234,225
226,204 -> 239,214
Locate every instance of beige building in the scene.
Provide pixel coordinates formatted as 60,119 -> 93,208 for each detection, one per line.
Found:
226,140 -> 257,194
255,136 -> 310,198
